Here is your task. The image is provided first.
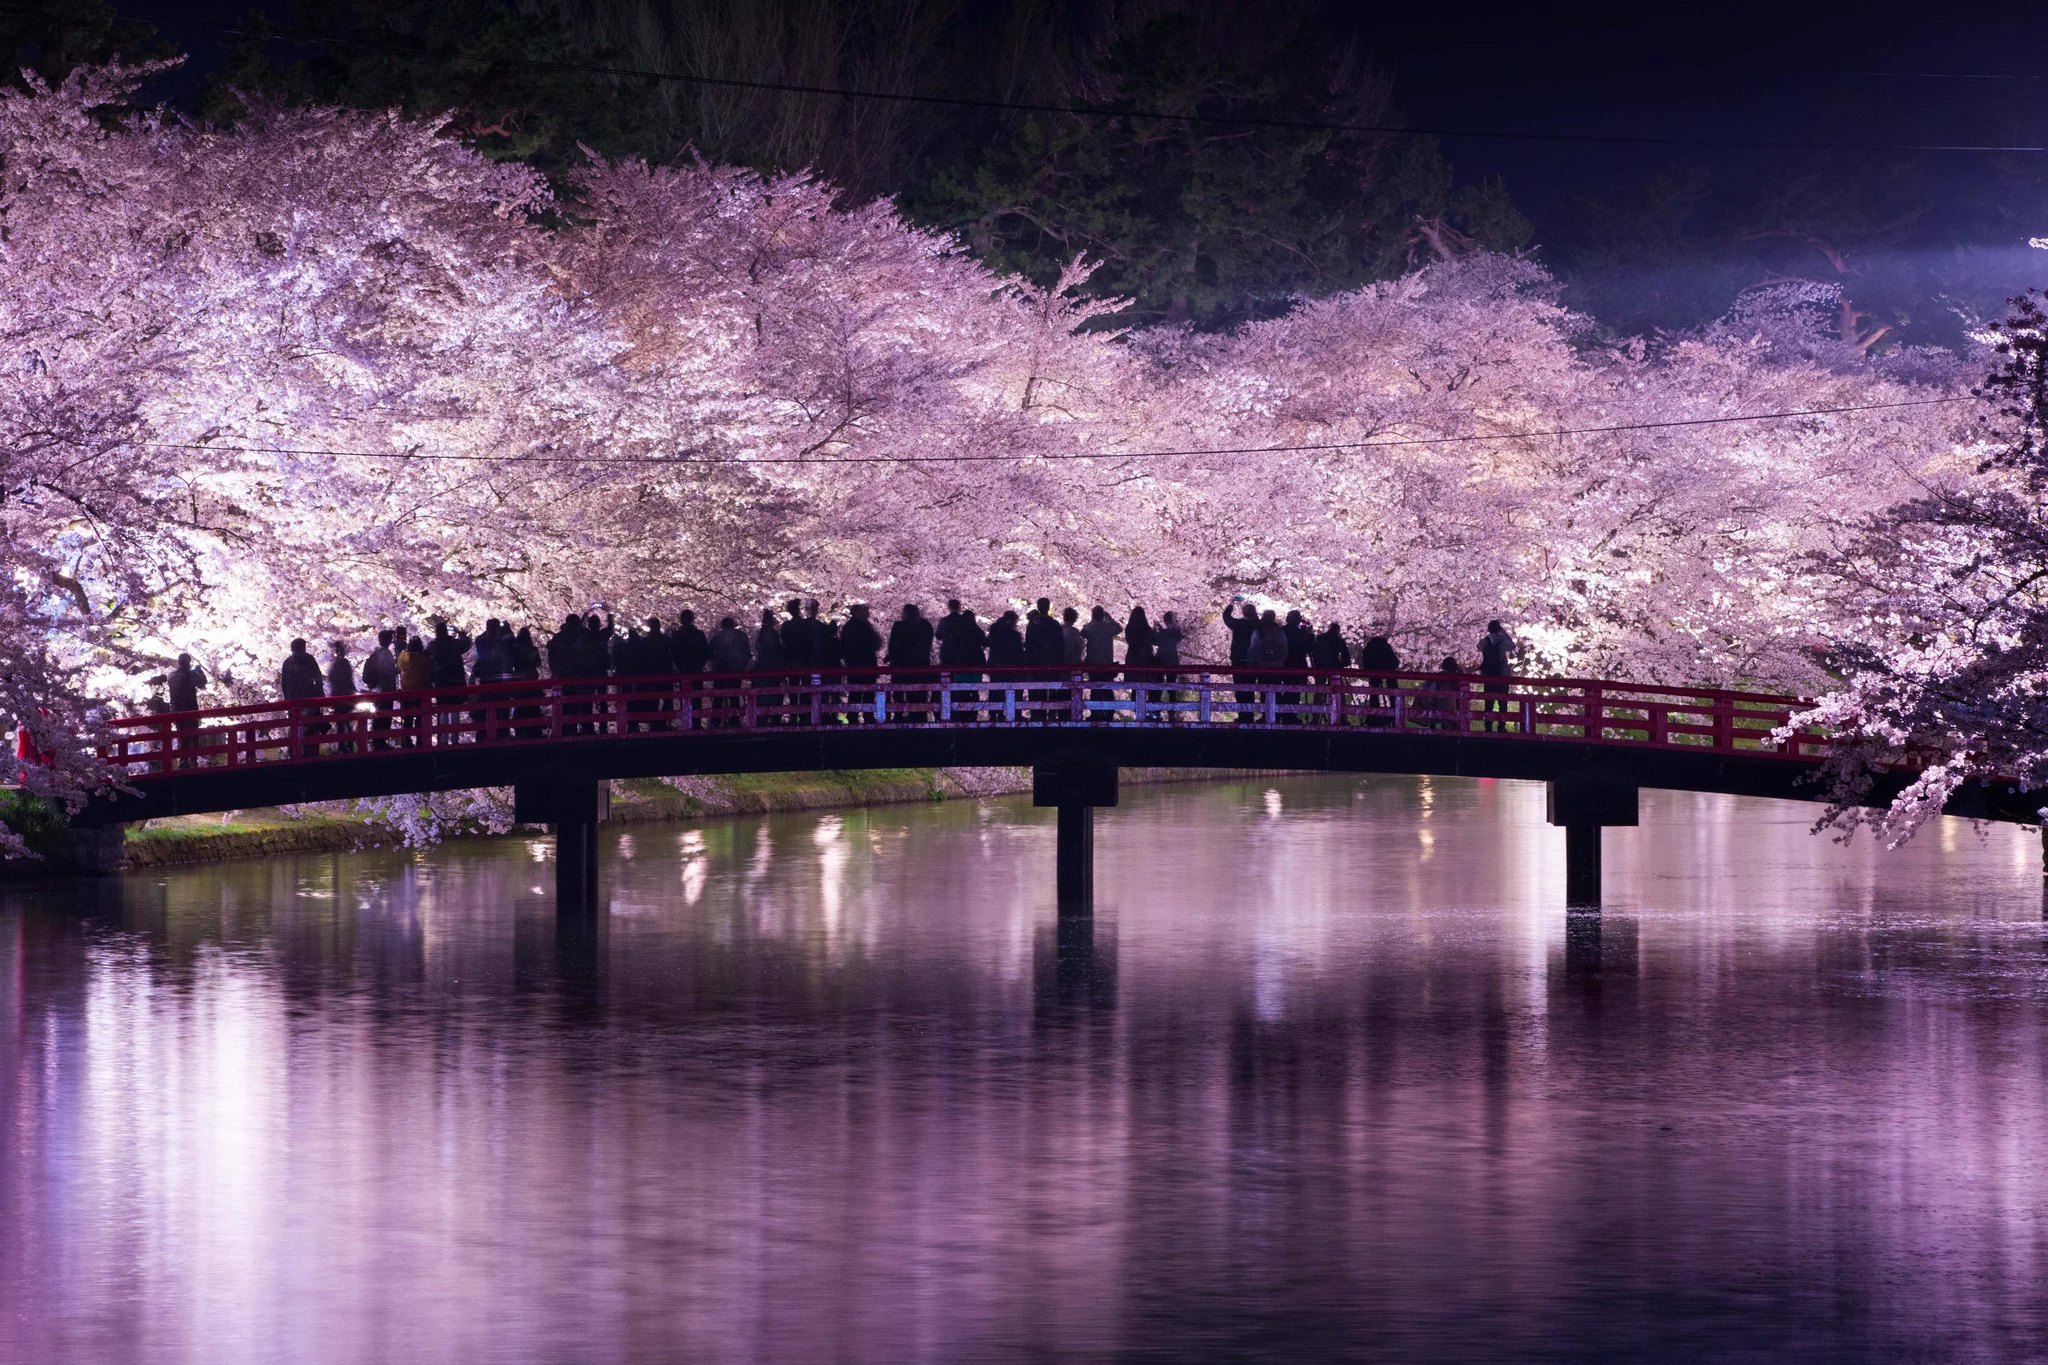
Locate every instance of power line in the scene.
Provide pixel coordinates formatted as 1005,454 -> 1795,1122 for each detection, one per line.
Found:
77,5 -> 2048,156
130,396 -> 1973,468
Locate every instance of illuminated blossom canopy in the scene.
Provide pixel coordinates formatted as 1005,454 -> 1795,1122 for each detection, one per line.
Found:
0,63 -> 1999,846
1800,292 -> 2048,840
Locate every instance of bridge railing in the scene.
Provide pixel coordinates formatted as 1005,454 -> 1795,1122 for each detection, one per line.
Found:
96,667 -> 1825,780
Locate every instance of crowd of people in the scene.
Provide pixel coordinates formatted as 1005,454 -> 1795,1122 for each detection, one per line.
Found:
152,597 -> 1522,741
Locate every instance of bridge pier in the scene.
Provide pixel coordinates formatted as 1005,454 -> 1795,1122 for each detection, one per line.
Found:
1547,769 -> 1638,910
1035,751 -> 1118,915
515,776 -> 609,912
1056,804 -> 1094,908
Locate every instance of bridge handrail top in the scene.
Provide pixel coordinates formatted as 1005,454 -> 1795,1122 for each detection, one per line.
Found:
97,666 -> 1817,730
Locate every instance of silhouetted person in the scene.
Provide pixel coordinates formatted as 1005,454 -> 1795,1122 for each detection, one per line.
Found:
1250,610 -> 1289,721
755,607 -> 788,724
808,601 -> 838,669
1060,606 -> 1084,664
615,618 -> 662,729
398,636 -> 430,691
325,640 -> 356,697
1284,610 -> 1314,670
397,635 -> 430,744
805,601 -> 844,720
839,604 -> 882,669
840,604 -> 881,720
1125,606 -> 1156,667
616,620 -> 646,677
362,631 -> 397,692
547,613 -> 590,733
574,613 -> 614,679
1223,599 -> 1259,667
547,614 -> 584,679
755,608 -> 787,669
887,604 -> 934,718
708,616 -> 751,672
640,616 -> 669,670
362,630 -> 398,748
280,638 -> 324,700
1224,599 -> 1260,721
1154,611 -> 1185,714
1480,619 -> 1516,732
1311,622 -> 1352,671
1426,654 -> 1464,731
671,610 -> 709,674
1024,597 -> 1063,666
1081,606 -> 1121,718
471,619 -> 513,684
465,619 -> 514,737
708,615 -> 750,723
427,619 -> 471,688
780,598 -> 815,671
886,604 -> 933,667
1357,631 -> 1398,726
280,638 -> 324,754
987,610 -> 1025,714
325,641 -> 358,751
508,626 -> 545,737
935,598 -> 969,668
629,616 -> 670,728
1081,606 -> 1121,664
988,610 -> 1025,668
508,628 -> 539,681
1022,597 -> 1062,718
958,607 -> 988,664
166,652 -> 207,767
1250,612 -> 1287,667
1155,611 -> 1183,667
167,652 -> 206,712
422,619 -> 470,741
949,607 -> 988,718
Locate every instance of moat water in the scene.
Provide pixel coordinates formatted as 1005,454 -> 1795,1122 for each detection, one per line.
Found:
4,775 -> 2047,1363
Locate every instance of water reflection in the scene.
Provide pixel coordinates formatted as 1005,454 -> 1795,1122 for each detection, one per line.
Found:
4,776 -> 2048,1363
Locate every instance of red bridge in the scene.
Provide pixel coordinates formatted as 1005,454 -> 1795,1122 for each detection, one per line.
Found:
80,667 -> 2026,909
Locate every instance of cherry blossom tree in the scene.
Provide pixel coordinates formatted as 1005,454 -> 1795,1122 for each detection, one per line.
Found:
1128,262 -> 1973,681
1800,294 -> 2048,840
0,60 -> 2005,855
556,157 -> 1150,610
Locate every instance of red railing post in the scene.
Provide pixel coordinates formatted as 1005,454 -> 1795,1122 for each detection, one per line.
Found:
1584,684 -> 1603,742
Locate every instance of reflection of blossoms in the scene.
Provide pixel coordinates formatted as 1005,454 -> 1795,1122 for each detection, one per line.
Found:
934,768 -> 1030,799
656,776 -> 725,807
353,790 -> 518,850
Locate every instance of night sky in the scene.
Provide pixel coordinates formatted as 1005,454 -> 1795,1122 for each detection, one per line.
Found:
100,0 -> 2048,331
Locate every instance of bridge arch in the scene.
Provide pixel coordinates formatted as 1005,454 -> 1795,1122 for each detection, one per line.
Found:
81,667 -> 2033,908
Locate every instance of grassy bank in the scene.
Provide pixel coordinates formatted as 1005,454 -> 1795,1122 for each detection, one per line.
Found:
111,766 -> 1253,871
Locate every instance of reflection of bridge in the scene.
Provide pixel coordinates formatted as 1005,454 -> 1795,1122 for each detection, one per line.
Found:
82,667 -> 2032,909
